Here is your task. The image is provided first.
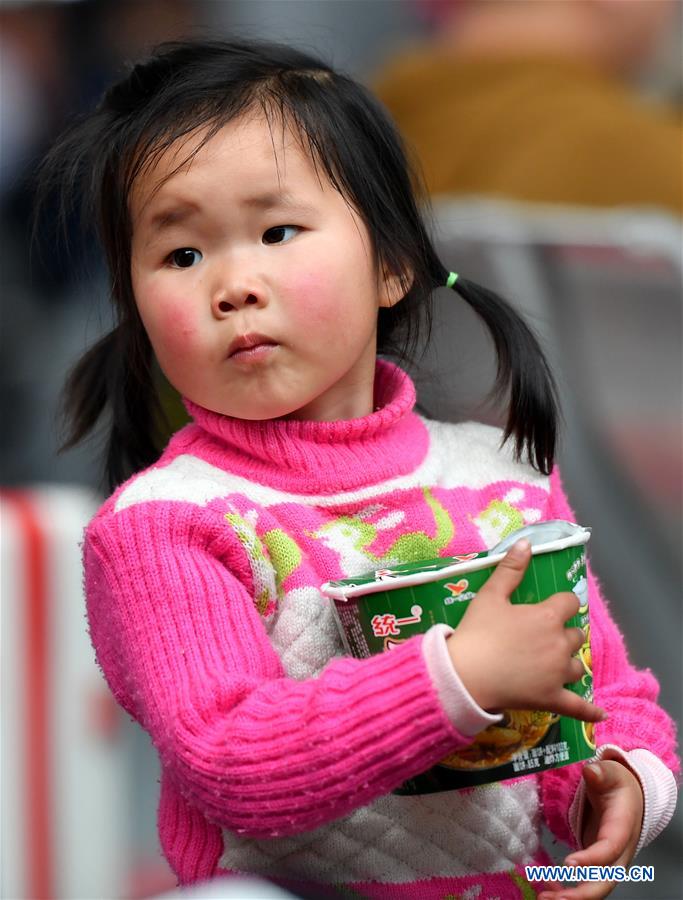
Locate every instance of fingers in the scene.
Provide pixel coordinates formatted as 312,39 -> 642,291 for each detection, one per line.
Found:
554,689 -> 607,722
483,539 -> 531,599
567,626 -> 586,654
539,880 -> 615,900
566,837 -> 619,868
577,761 -> 643,858
567,656 -> 585,684
583,759 -> 632,793
545,590 -> 581,623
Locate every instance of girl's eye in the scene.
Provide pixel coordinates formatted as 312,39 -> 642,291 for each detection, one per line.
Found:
262,225 -> 299,245
169,248 -> 203,268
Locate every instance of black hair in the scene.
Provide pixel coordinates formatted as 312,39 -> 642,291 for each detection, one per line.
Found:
36,38 -> 559,491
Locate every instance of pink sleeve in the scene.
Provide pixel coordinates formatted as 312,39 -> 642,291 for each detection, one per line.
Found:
422,623 -> 504,735
539,469 -> 680,848
85,502 -> 473,840
568,744 -> 678,855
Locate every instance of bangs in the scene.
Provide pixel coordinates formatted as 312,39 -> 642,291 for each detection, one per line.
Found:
123,69 -> 359,229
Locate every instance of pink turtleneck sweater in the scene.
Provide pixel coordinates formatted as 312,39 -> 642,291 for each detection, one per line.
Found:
83,360 -> 678,897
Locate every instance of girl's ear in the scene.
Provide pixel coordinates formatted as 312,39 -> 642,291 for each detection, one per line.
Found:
378,266 -> 413,308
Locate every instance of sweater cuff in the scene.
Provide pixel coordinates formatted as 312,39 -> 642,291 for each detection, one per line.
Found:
422,623 -> 503,737
567,744 -> 678,857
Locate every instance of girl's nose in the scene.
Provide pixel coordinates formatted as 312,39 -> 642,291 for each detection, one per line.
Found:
211,287 -> 265,319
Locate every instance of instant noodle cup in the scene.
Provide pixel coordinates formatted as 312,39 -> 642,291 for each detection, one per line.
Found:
321,520 -> 594,793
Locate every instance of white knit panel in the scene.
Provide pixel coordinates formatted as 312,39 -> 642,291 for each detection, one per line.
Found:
219,780 -> 540,883
114,420 -> 549,513
219,586 -> 541,883
266,586 -> 345,679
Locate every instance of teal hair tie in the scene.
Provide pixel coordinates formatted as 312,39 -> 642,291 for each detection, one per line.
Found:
446,271 -> 459,288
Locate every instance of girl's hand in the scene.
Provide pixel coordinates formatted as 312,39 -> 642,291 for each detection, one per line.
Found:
446,540 -> 604,721
539,759 -> 645,900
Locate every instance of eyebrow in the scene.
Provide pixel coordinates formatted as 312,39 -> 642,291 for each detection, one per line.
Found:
241,191 -> 314,214
146,192 -> 314,234
147,201 -> 201,234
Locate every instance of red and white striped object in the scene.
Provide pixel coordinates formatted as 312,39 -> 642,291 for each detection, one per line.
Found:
1,486 -> 129,900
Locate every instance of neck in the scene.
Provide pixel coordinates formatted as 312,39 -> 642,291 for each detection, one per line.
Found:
179,358 -> 430,495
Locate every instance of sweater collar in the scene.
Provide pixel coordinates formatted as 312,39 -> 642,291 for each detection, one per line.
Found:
181,359 -> 429,495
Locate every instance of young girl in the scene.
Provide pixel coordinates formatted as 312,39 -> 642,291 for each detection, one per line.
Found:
42,39 -> 677,900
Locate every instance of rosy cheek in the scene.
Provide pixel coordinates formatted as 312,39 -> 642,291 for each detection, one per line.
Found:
138,285 -> 199,356
286,272 -> 336,326
165,307 -> 198,344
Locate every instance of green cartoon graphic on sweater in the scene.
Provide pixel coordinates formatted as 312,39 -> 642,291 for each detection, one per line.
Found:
439,869 -> 536,900
225,509 -> 301,618
471,488 -> 542,548
307,487 -> 454,574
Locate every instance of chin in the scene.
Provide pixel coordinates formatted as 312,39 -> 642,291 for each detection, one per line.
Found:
200,389 -> 314,422
226,402 -> 297,422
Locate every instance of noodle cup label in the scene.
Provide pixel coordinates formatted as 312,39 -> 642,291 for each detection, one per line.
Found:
321,520 -> 594,793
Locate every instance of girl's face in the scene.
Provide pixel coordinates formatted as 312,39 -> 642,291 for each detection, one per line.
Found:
130,113 -> 405,422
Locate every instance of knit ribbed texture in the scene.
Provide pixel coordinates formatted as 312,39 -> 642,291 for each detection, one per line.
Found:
180,360 -> 429,494
83,360 -> 679,892
86,513 -> 465,837
539,469 -> 680,849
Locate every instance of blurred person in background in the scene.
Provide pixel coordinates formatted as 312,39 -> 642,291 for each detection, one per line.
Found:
374,0 -> 682,215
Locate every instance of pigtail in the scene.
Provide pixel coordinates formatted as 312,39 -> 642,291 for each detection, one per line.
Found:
336,74 -> 561,475
34,64 -> 172,492
60,319 -> 167,492
438,269 -> 560,476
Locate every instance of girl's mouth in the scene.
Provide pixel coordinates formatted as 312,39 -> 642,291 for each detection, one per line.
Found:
229,343 -> 278,364
227,329 -> 279,364
228,331 -> 278,358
